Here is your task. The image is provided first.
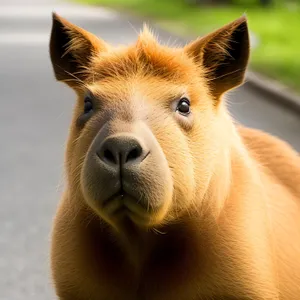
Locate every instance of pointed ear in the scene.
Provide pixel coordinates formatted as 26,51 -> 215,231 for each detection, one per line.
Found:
49,13 -> 108,87
184,16 -> 249,100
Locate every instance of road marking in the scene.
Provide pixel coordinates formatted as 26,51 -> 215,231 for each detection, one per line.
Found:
0,3 -> 119,45
0,33 -> 49,45
0,4 -> 118,20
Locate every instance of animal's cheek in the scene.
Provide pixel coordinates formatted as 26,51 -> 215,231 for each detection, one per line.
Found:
173,110 -> 194,131
65,121 -> 101,188
170,152 -> 196,214
152,128 -> 196,213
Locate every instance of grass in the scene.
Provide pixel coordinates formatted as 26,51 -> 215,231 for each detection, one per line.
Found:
76,0 -> 300,91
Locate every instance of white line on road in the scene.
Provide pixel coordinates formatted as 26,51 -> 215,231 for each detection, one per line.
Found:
0,33 -> 49,45
0,3 -> 119,45
0,4 -> 118,20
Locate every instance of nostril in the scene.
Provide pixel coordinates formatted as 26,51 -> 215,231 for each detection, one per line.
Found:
126,146 -> 142,163
103,149 -> 117,164
98,136 -> 147,166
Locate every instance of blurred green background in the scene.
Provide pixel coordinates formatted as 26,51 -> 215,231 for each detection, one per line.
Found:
76,0 -> 300,92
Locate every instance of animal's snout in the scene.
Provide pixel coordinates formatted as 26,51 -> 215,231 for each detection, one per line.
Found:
97,135 -> 149,168
81,124 -> 174,227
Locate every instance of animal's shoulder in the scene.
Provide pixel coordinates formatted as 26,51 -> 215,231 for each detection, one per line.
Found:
238,126 -> 298,156
237,125 -> 300,196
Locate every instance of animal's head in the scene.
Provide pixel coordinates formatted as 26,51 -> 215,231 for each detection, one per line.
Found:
49,13 -> 249,231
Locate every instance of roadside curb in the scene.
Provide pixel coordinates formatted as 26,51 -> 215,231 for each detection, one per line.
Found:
245,71 -> 300,113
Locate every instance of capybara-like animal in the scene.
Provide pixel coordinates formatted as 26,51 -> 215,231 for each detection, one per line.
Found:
49,12 -> 300,300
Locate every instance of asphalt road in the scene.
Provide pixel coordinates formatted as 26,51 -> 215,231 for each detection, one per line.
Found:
0,1 -> 299,299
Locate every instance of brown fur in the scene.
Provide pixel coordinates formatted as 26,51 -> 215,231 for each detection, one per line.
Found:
49,13 -> 300,300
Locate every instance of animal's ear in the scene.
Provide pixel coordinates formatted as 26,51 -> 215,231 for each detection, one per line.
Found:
49,13 -> 108,87
184,16 -> 249,100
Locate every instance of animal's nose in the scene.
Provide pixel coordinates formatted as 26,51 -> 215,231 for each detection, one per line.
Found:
97,135 -> 147,166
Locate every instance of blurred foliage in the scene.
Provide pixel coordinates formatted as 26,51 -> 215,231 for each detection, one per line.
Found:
232,0 -> 270,5
187,0 -> 297,7
77,0 -> 300,91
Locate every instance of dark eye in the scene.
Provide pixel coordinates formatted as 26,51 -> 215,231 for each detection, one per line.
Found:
176,98 -> 190,115
84,96 -> 93,114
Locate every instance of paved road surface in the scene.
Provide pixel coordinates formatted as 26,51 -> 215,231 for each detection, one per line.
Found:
0,1 -> 299,299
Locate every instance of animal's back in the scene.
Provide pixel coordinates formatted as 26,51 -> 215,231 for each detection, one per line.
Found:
238,126 -> 300,198
238,126 -> 300,299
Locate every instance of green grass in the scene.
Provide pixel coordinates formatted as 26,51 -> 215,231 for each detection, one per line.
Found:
76,0 -> 300,91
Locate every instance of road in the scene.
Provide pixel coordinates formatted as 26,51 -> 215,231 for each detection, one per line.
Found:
0,0 -> 299,299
